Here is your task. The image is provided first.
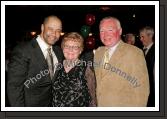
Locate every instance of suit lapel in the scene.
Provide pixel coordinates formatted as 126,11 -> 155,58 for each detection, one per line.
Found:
102,40 -> 125,78
109,40 -> 125,64
52,46 -> 63,82
52,46 -> 63,63
94,47 -> 106,81
31,39 -> 64,83
145,44 -> 155,59
31,38 -> 50,78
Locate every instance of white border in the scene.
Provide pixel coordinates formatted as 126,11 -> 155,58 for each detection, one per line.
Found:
1,1 -> 159,111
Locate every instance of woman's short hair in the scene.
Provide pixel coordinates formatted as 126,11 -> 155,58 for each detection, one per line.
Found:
61,32 -> 84,51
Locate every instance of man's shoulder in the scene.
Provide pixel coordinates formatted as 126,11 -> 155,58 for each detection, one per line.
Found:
96,46 -> 105,50
53,45 -> 62,50
52,45 -> 63,55
12,38 -> 37,54
121,41 -> 143,54
149,43 -> 155,52
81,50 -> 94,61
95,46 -> 105,53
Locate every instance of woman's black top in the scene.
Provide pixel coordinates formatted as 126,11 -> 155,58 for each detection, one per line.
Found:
52,62 -> 91,107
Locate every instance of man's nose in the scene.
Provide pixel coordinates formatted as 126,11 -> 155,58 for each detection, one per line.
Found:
104,31 -> 108,37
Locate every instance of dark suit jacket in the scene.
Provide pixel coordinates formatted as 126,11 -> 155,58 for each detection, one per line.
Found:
145,44 -> 155,107
7,38 -> 64,107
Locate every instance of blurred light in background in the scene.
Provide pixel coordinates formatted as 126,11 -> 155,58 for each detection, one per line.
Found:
133,14 -> 136,18
60,32 -> 65,36
89,33 -> 92,36
30,31 -> 36,36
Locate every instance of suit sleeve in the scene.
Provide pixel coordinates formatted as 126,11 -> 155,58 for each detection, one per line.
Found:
7,46 -> 29,107
132,49 -> 150,106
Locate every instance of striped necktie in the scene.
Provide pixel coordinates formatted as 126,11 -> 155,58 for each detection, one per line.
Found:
46,48 -> 54,79
103,48 -> 110,64
102,48 -> 110,76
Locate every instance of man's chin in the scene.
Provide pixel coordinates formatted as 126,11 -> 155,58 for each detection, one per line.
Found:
47,42 -> 54,46
103,43 -> 112,47
48,40 -> 57,45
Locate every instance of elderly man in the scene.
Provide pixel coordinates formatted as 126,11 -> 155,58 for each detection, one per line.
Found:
140,26 -> 155,107
7,15 -> 64,106
94,17 -> 149,106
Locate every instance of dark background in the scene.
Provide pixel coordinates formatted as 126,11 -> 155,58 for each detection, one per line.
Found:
5,5 -> 155,51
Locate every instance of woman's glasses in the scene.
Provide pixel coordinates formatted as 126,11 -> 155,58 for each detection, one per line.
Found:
64,45 -> 80,51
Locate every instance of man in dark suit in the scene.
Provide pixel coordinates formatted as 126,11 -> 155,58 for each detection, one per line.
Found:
7,15 -> 64,107
140,26 -> 155,107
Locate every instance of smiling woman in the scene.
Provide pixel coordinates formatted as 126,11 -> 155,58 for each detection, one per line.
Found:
52,32 -> 97,107
61,32 -> 84,62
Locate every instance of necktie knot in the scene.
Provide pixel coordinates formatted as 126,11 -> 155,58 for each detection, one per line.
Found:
47,47 -> 52,55
143,48 -> 147,56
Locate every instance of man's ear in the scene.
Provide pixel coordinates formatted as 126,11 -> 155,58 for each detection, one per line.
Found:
119,28 -> 122,35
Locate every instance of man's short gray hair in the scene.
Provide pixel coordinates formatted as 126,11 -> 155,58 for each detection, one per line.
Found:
100,16 -> 122,29
140,26 -> 154,38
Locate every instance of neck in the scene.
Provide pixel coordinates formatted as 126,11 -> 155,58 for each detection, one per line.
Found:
39,34 -> 51,47
145,41 -> 153,48
63,59 -> 80,73
65,59 -> 79,63
106,39 -> 121,48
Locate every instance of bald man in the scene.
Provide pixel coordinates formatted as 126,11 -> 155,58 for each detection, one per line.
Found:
7,15 -> 64,106
94,17 -> 149,106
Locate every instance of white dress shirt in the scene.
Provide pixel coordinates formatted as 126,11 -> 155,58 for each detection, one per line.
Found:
93,40 -> 120,60
107,40 -> 121,60
36,35 -> 58,72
